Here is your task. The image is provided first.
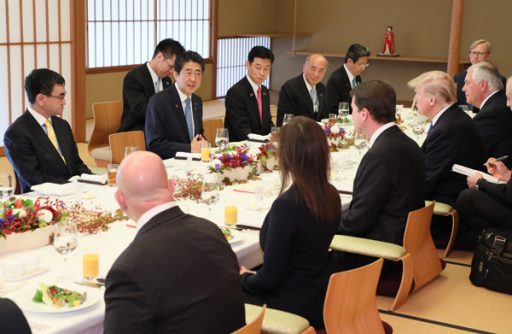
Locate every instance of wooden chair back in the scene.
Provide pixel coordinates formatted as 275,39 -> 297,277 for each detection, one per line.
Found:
88,101 -> 123,153
109,130 -> 146,164
324,258 -> 385,334
234,304 -> 266,334
403,201 -> 442,290
202,118 -> 224,146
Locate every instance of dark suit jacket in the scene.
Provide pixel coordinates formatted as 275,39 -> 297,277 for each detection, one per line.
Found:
326,65 -> 361,115
339,125 -> 426,244
224,77 -> 273,141
473,91 -> 512,162
422,104 -> 486,207
0,298 -> 31,334
241,185 -> 338,328
145,85 -> 204,159
104,206 -> 245,334
276,74 -> 328,126
119,63 -> 172,132
454,69 -> 506,113
3,111 -> 91,193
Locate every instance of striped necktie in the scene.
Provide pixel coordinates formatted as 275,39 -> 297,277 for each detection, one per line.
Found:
257,87 -> 263,124
44,119 -> 66,163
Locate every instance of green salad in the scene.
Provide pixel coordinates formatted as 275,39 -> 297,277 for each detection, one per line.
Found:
32,283 -> 87,308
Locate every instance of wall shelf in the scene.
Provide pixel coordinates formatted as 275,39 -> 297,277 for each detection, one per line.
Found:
286,50 -> 470,65
233,32 -> 311,38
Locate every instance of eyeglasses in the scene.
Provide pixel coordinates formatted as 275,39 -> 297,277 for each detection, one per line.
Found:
45,94 -> 66,100
469,51 -> 488,57
166,58 -> 174,70
357,63 -> 370,69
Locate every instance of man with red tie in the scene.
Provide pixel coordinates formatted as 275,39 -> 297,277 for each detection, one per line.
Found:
224,46 -> 275,141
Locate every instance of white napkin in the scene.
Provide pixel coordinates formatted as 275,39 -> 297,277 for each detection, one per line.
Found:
79,173 -> 107,184
175,152 -> 201,160
31,182 -> 79,196
247,133 -> 270,141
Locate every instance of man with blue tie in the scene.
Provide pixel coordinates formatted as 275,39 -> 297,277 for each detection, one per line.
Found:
408,71 -> 485,207
145,51 -> 208,159
4,68 -> 91,193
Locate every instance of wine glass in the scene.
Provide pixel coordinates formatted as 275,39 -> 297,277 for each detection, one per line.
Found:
124,146 -> 139,158
282,113 -> 294,126
215,128 -> 229,152
200,180 -> 220,212
412,116 -> 426,141
53,220 -> 78,281
0,173 -> 14,201
338,102 -> 350,121
353,132 -> 367,156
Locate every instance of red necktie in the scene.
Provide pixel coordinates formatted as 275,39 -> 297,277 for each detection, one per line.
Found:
257,86 -> 263,124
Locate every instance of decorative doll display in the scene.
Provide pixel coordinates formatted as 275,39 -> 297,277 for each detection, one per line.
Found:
379,25 -> 399,56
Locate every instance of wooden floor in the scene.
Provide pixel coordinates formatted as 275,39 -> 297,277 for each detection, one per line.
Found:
1,120 -> 511,333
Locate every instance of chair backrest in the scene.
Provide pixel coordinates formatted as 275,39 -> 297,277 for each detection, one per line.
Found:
202,118 -> 224,146
109,130 -> 146,164
403,201 -> 442,290
234,304 -> 266,334
88,101 -> 123,153
323,258 -> 385,334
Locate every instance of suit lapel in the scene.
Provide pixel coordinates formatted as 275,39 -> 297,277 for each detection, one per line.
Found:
192,95 -> 202,136
25,112 -> 67,169
141,63 -> 156,95
317,85 -> 326,120
243,78 -> 261,130
298,77 -> 314,118
169,87 -> 190,141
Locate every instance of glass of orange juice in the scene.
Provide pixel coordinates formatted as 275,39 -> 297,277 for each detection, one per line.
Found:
224,198 -> 238,226
83,253 -> 99,280
201,142 -> 211,162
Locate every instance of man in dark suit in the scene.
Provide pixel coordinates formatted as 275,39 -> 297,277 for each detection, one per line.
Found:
463,62 -> 512,165
457,77 -> 512,231
3,69 -> 91,193
339,80 -> 425,245
453,39 -> 505,112
0,298 -> 31,334
277,54 -> 329,125
104,151 -> 245,334
408,71 -> 485,207
326,43 -> 370,115
146,51 -> 208,159
119,38 -> 185,132
224,46 -> 274,141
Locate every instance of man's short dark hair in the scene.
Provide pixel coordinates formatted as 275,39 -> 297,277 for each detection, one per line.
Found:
25,68 -> 65,104
344,43 -> 371,64
174,51 -> 205,74
248,46 -> 275,64
152,38 -> 185,59
350,80 -> 396,124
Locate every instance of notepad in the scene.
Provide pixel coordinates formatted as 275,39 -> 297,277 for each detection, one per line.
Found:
451,164 -> 505,184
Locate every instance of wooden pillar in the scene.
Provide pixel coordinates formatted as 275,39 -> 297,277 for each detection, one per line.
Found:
447,0 -> 464,76
291,0 -> 298,56
71,0 -> 87,142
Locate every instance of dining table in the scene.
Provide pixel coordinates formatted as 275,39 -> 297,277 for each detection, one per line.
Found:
0,106 -> 438,333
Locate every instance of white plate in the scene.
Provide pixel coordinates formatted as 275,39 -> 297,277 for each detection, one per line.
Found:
14,283 -> 101,314
227,229 -> 244,245
31,182 -> 78,196
2,267 -> 49,282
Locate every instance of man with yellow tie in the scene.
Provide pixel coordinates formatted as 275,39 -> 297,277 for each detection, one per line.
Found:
4,68 -> 91,193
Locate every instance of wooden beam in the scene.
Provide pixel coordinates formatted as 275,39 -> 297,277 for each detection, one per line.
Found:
447,0 -> 464,76
71,0 -> 87,142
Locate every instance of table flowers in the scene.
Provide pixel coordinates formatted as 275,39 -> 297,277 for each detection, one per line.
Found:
210,144 -> 258,184
257,142 -> 278,171
319,121 -> 347,151
172,172 -> 204,202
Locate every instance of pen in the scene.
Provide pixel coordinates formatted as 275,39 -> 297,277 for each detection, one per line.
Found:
483,155 -> 508,166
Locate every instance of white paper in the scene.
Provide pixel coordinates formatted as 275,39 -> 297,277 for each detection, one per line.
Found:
451,164 -> 505,184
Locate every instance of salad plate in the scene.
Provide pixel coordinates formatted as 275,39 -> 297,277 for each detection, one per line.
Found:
14,283 -> 101,314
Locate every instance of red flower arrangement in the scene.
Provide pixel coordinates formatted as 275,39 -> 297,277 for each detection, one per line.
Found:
209,144 -> 256,171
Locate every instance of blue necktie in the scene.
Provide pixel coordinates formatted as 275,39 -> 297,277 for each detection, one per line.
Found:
184,97 -> 193,141
352,78 -> 358,88
428,123 -> 434,136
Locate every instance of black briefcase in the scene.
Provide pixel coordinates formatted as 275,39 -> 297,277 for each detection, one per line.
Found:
470,228 -> 512,294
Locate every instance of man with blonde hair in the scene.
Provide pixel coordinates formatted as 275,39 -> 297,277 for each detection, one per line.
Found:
408,71 -> 485,207
464,62 -> 512,163
453,39 -> 505,110
104,151 -> 245,333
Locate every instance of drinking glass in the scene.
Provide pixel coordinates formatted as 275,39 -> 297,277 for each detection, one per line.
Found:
338,102 -> 350,120
353,132 -> 367,156
412,117 -> 426,140
282,114 -> 294,126
53,220 -> 78,280
82,253 -> 99,280
200,180 -> 220,212
124,146 -> 139,158
215,128 -> 229,152
201,142 -> 212,162
107,164 -> 119,186
0,173 -> 14,201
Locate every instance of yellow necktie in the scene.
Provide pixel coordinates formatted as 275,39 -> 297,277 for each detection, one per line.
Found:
45,119 -> 66,163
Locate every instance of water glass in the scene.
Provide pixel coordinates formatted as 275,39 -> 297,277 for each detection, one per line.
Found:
338,102 -> 350,120
215,128 -> 229,152
0,173 -> 13,201
282,114 -> 294,126
124,146 -> 139,158
353,132 -> 367,155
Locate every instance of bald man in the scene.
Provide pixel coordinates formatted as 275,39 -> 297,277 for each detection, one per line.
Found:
277,54 -> 329,125
103,152 -> 245,334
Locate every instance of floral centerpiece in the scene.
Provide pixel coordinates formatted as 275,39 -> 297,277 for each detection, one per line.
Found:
318,121 -> 347,151
172,172 -> 204,202
210,144 -> 258,184
257,142 -> 278,171
65,202 -> 128,234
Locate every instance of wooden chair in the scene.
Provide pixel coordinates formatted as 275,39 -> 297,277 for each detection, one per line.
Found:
425,200 -> 459,258
330,201 -> 442,311
202,118 -> 224,146
234,304 -> 266,334
324,258 -> 387,334
109,130 -> 146,164
88,100 -> 123,166
245,304 -> 316,334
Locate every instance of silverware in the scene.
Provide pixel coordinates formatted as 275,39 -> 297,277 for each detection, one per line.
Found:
74,279 -> 104,288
